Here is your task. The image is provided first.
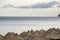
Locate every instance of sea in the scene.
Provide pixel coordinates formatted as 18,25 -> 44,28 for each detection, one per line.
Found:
0,17 -> 60,35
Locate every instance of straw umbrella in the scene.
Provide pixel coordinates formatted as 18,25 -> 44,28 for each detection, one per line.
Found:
39,29 -> 46,36
20,30 -> 35,40
26,30 -> 49,40
26,34 -> 49,40
45,28 -> 60,39
0,34 -> 3,40
3,32 -> 21,40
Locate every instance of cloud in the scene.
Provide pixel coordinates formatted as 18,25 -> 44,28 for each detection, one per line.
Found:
2,1 -> 60,8
30,1 -> 59,8
57,6 -> 60,8
2,4 -> 14,8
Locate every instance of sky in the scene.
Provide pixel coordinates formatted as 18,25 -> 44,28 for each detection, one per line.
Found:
0,0 -> 60,17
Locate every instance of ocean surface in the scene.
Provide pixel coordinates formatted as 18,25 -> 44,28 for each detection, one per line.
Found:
0,17 -> 60,35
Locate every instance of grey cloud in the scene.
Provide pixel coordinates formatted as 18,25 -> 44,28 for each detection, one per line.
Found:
30,1 -> 59,8
58,6 -> 60,8
2,4 -> 14,8
2,1 -> 60,8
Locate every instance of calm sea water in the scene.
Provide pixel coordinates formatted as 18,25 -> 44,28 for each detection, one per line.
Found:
0,17 -> 60,35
